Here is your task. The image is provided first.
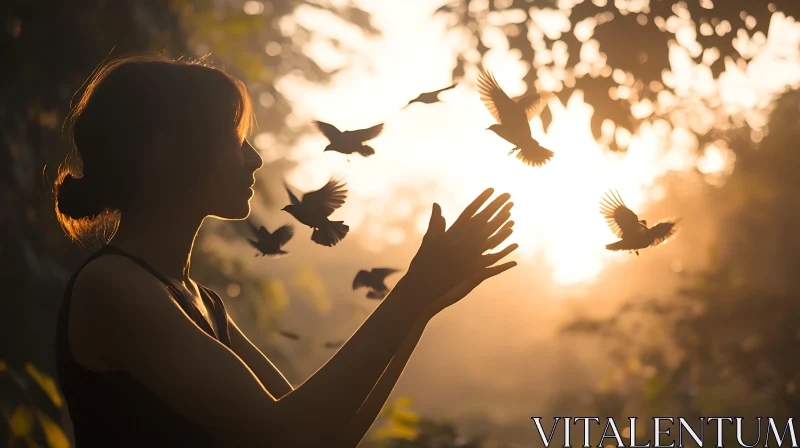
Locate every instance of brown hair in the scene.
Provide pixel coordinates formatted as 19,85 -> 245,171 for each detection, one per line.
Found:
54,53 -> 255,243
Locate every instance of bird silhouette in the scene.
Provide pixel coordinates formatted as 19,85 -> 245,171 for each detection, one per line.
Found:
315,121 -> 384,158
323,340 -> 345,349
246,221 -> 294,257
282,178 -> 350,247
352,268 -> 401,299
277,330 -> 301,341
476,69 -> 554,167
600,190 -> 679,256
403,83 -> 457,109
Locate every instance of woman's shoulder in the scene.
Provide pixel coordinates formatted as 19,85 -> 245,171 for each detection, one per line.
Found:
69,254 -> 177,368
73,253 -> 169,304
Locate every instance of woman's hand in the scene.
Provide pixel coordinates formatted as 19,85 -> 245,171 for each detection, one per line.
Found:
395,188 -> 518,315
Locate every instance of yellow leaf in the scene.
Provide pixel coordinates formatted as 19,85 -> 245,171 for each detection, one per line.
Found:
376,424 -> 419,441
25,363 -> 64,408
10,405 -> 34,437
36,411 -> 71,448
0,359 -> 7,372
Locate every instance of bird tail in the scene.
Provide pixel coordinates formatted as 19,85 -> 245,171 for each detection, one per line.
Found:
312,221 -> 349,247
605,240 -> 625,251
356,145 -> 376,157
516,141 -> 555,167
605,239 -> 638,252
266,249 -> 289,258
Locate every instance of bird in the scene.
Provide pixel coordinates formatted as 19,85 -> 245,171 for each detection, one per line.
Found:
476,69 -> 555,167
282,178 -> 350,247
403,83 -> 458,109
314,121 -> 384,158
353,268 -> 402,299
246,221 -> 294,257
277,330 -> 301,341
323,340 -> 345,349
600,190 -> 679,256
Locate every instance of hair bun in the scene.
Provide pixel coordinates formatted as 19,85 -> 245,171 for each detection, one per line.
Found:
55,173 -> 108,220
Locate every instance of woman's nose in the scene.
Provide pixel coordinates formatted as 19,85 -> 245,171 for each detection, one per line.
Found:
243,140 -> 263,171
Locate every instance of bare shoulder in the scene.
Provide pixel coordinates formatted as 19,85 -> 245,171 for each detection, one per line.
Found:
69,254 -> 179,370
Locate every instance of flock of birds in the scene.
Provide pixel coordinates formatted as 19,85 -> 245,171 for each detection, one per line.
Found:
245,68 -> 681,344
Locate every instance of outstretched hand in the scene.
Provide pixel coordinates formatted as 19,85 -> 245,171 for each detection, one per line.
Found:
396,188 -> 518,316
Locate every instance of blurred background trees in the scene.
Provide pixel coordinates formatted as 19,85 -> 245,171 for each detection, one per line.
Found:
1,0 -> 376,445
560,88 -> 800,446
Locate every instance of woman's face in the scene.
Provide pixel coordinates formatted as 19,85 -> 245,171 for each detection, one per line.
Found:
192,129 -> 263,220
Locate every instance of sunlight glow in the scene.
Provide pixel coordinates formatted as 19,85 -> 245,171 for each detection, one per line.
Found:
260,2 -> 800,285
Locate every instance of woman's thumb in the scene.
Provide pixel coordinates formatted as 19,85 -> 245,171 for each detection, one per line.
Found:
428,203 -> 445,235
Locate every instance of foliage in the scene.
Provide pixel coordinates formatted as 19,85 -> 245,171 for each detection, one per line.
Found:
1,0 -> 375,444
1,360 -> 69,448
363,397 -> 490,448
436,0 -> 800,150
560,89 -> 800,444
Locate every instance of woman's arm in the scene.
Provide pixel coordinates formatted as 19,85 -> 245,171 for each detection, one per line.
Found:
335,204 -> 518,447
74,255 -> 426,447
227,316 -> 294,399
72,188 -> 514,447
334,315 -> 429,447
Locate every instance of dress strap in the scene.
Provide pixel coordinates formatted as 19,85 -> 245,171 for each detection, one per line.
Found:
98,245 -> 223,343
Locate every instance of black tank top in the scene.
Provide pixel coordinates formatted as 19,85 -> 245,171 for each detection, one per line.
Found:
55,244 -> 232,447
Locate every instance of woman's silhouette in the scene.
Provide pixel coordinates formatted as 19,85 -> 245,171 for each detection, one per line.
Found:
53,54 -> 518,447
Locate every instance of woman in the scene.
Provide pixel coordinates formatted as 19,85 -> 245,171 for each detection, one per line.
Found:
53,53 -> 518,447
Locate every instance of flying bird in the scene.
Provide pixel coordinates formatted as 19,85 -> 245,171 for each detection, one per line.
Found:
600,190 -> 679,256
246,221 -> 294,257
283,178 -> 350,247
315,121 -> 384,158
277,330 -> 301,341
353,268 -> 402,299
403,83 -> 457,109
323,340 -> 345,349
476,69 -> 554,167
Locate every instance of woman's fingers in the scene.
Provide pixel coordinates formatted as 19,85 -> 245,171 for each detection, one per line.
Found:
483,222 -> 514,251
482,202 -> 514,235
472,193 -> 512,226
482,243 -> 519,267
481,260 -> 518,280
451,188 -> 495,230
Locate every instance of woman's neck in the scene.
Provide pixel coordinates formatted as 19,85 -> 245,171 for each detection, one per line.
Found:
110,204 -> 205,282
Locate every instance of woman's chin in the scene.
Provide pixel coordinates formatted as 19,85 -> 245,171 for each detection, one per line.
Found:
215,202 -> 252,220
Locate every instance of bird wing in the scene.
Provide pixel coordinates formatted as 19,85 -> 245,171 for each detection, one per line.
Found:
599,190 -> 641,238
353,270 -> 370,290
314,121 -> 342,141
430,82 -> 457,96
516,90 -> 553,121
301,178 -> 348,217
647,221 -> 679,247
247,220 -> 261,236
366,289 -> 389,299
476,69 -> 518,125
343,123 -> 384,143
284,182 -> 301,206
272,224 -> 294,247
